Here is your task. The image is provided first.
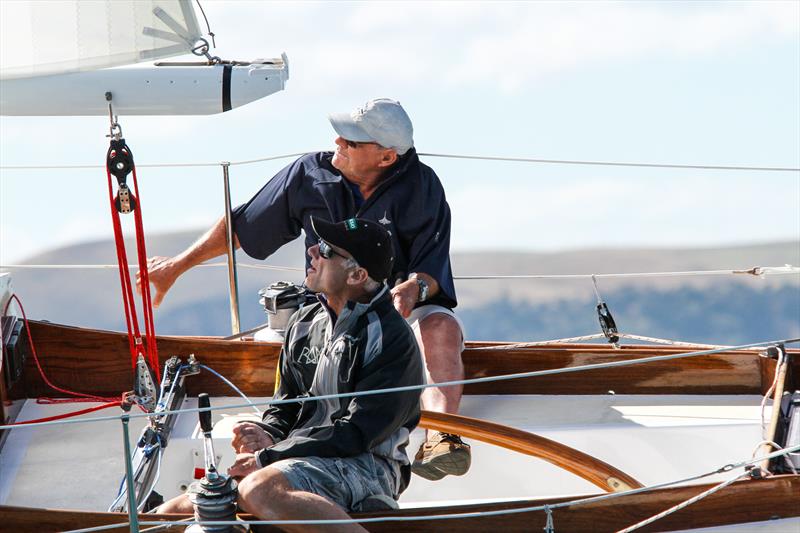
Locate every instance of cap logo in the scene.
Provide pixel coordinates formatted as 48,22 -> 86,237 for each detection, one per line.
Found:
344,218 -> 358,231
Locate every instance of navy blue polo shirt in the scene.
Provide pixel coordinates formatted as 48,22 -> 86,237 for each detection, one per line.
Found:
232,149 -> 457,309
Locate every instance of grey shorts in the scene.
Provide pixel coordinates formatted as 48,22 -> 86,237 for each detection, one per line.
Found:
270,453 -> 398,513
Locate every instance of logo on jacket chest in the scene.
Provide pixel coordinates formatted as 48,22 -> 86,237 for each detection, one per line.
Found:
297,334 -> 358,368
298,345 -> 322,365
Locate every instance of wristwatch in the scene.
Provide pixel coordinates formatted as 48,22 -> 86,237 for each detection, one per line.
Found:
409,273 -> 429,302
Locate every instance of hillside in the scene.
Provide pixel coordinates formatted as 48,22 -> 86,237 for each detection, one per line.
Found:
4,233 -> 798,344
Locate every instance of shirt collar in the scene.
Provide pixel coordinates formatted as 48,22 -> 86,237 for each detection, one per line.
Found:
318,148 -> 418,186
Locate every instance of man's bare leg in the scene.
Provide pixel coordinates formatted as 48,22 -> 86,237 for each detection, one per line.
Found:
154,468 -> 366,533
238,467 -> 367,533
411,313 -> 471,480
417,313 -> 464,418
154,493 -> 193,514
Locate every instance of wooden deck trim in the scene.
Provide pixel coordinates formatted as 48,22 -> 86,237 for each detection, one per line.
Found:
13,320 -> 798,400
0,475 -> 797,532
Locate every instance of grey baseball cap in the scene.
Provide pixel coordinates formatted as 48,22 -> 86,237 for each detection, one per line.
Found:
328,98 -> 414,155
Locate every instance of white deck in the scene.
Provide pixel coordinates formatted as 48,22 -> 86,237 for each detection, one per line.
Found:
1,394 -> 776,515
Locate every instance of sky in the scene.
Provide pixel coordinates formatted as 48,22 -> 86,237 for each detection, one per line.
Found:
1,0 -> 799,265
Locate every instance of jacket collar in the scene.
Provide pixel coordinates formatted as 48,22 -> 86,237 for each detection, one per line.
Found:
317,284 -> 390,335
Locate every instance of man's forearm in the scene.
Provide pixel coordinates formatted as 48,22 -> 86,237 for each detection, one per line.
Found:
139,215 -> 242,307
174,215 -> 240,274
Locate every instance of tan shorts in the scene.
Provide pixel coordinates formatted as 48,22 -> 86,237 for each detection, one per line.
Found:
405,304 -> 466,352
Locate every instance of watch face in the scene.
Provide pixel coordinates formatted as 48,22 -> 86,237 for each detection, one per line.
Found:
417,278 -> 428,301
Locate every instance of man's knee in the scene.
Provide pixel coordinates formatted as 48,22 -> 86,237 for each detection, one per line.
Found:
237,466 -> 291,513
419,313 -> 463,350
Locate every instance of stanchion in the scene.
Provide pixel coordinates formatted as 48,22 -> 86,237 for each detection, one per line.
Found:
121,414 -> 140,532
221,162 -> 241,335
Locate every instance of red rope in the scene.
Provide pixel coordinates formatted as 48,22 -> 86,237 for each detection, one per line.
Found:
131,165 -> 159,373
2,294 -> 117,403
105,143 -> 160,382
105,179 -> 139,359
8,401 -> 122,425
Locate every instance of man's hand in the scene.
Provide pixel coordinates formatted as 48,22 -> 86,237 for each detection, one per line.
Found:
231,422 -> 275,453
391,279 -> 419,318
227,453 -> 259,479
135,256 -> 179,308
135,217 -> 239,308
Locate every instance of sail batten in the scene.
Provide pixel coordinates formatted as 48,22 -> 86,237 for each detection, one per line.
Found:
0,0 -> 202,81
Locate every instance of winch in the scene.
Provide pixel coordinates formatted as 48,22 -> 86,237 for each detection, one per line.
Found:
186,393 -> 245,533
253,281 -> 306,342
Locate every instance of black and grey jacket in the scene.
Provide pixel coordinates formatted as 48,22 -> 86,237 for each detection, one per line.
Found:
254,285 -> 424,493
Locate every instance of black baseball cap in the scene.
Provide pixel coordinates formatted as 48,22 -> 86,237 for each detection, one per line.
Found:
311,216 -> 395,282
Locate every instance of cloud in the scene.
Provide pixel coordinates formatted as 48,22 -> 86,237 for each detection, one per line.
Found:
439,2 -> 799,91
448,173 -> 800,251
201,2 -> 799,95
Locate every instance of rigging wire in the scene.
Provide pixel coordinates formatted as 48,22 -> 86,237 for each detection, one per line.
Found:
199,364 -> 261,415
1,151 -> 797,171
416,151 -> 800,172
614,471 -> 751,533
194,0 -> 215,48
1,263 -> 797,280
464,331 -> 732,351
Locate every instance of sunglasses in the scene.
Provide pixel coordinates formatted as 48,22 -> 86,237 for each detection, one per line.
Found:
344,139 -> 381,149
318,239 -> 350,261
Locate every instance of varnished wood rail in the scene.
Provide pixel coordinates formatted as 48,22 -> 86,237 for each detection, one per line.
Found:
11,320 -> 797,400
420,410 -> 642,492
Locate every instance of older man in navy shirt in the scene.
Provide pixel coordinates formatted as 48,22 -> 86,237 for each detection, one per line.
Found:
138,98 -> 471,480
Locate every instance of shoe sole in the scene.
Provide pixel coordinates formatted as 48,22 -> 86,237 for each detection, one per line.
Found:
412,448 -> 471,481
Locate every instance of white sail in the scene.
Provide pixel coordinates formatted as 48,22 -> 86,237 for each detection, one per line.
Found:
0,0 -> 203,80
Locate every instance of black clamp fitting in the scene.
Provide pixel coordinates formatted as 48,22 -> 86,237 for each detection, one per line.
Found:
746,464 -> 765,479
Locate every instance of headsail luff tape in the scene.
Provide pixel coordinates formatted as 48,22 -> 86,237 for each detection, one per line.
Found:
105,138 -> 160,382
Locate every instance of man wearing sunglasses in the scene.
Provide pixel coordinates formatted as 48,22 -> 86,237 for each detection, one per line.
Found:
157,216 -> 423,527
139,98 -> 470,481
